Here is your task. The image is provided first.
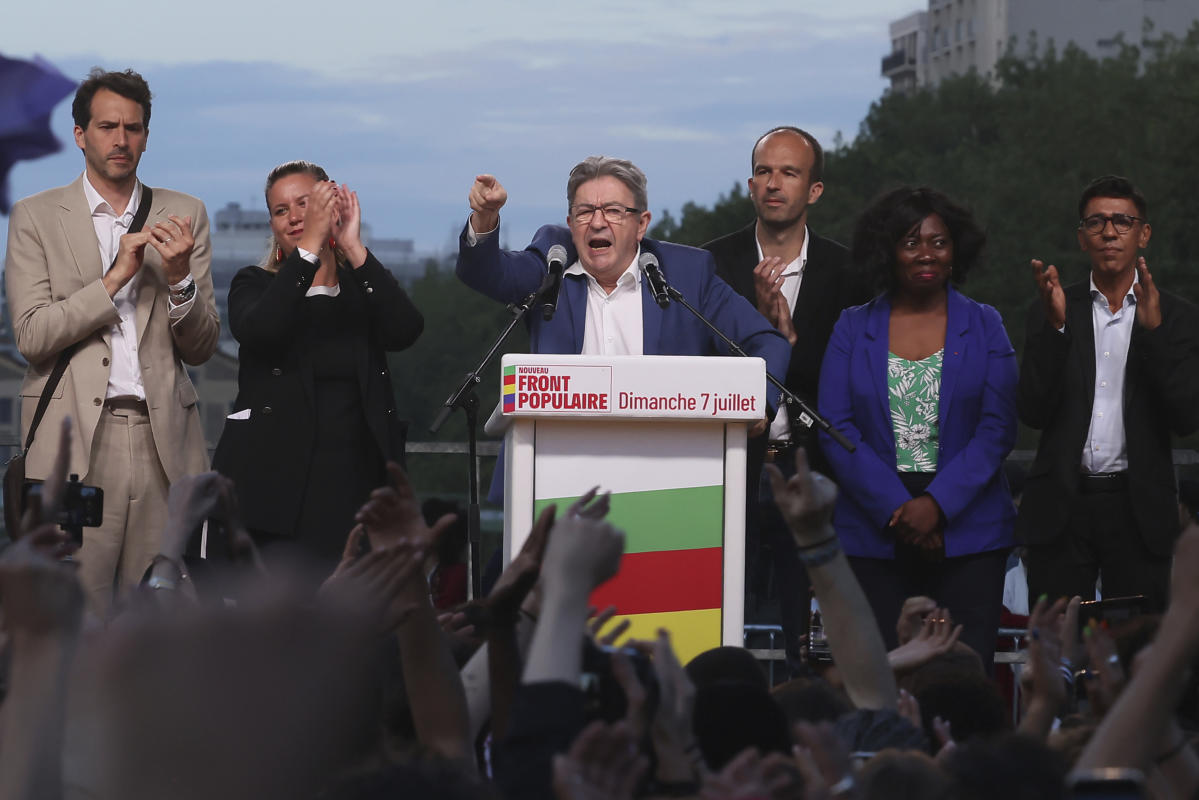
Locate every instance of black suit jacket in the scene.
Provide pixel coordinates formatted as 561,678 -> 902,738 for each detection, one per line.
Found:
1016,280 -> 1199,555
212,249 -> 423,537
703,222 -> 870,472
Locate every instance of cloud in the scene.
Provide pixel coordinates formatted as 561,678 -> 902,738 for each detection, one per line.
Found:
1,4 -> 903,256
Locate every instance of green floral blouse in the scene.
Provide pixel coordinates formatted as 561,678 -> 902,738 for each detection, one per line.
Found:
887,349 -> 943,472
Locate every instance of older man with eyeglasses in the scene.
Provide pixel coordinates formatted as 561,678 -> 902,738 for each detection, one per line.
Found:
456,155 -> 790,502
1017,175 -> 1199,611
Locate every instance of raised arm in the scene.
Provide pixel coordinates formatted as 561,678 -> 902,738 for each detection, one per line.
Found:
766,449 -> 898,710
0,527 -> 85,800
455,174 -> 559,304
1017,260 -> 1071,429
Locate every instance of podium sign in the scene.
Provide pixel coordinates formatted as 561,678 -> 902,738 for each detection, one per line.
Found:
499,354 -> 763,662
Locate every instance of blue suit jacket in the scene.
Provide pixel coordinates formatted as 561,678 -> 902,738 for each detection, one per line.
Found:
457,223 -> 789,398
817,287 -> 1018,559
457,223 -> 790,503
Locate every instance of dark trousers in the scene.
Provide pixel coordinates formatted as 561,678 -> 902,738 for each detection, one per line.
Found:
848,547 -> 1010,673
1026,485 -> 1171,612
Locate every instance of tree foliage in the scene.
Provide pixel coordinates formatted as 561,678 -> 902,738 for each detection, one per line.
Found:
653,25 -> 1199,354
386,257 -> 528,497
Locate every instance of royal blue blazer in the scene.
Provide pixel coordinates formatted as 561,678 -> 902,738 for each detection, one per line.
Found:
817,287 -> 1018,559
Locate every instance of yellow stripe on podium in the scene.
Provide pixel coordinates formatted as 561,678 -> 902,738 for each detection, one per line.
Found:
594,607 -> 723,664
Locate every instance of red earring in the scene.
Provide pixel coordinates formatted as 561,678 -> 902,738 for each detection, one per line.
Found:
276,246 -> 284,264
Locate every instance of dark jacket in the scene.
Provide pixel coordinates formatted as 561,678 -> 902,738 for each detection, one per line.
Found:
703,222 -> 871,477
213,249 -> 423,536
1016,280 -> 1199,555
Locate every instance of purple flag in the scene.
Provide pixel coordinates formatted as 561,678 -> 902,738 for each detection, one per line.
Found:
0,54 -> 76,214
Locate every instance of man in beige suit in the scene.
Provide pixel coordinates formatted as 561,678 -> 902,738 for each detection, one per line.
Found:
4,68 -> 218,615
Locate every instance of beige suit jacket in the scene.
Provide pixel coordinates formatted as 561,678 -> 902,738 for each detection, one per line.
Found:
4,174 -> 219,482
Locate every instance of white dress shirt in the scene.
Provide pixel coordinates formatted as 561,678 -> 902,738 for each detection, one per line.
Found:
756,226 -> 809,440
83,174 -> 196,401
83,175 -> 146,400
1081,273 -> 1137,473
567,255 -> 644,356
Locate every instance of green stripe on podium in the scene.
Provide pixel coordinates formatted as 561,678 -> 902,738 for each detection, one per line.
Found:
534,484 -> 723,554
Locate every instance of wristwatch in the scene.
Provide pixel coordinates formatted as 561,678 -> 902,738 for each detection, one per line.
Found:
170,276 -> 197,303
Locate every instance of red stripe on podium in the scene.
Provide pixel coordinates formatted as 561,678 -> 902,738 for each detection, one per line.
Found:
590,547 -> 722,616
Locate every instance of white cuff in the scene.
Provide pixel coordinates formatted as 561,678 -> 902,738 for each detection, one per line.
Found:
465,215 -> 496,246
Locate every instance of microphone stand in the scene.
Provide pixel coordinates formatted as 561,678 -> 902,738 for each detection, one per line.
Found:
429,287 -> 542,600
656,281 -> 855,454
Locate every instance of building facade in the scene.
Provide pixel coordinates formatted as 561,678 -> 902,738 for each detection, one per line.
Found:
882,0 -> 1199,92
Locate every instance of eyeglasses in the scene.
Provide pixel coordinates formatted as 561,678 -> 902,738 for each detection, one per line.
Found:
570,203 -> 640,226
1079,213 -> 1145,235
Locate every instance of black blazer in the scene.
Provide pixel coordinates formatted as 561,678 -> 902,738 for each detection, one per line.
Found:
703,223 -> 870,471
1015,280 -> 1199,555
212,249 -> 423,536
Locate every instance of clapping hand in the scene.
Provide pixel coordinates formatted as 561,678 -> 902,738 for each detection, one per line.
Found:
296,181 -> 339,256
333,184 -> 368,267
1031,258 -> 1066,331
1133,257 -> 1162,330
147,215 -> 195,284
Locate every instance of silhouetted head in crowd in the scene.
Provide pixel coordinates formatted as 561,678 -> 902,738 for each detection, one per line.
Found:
897,646 -> 984,694
857,750 -> 955,800
913,669 -> 1009,746
686,646 -> 768,691
692,680 -> 791,768
771,675 -> 852,725
943,732 -> 1069,800
836,708 -> 929,754
323,759 -> 499,800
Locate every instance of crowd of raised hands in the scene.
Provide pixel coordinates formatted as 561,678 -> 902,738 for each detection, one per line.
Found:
3,423 -> 1199,799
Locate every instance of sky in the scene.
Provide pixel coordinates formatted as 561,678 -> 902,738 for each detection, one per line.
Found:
1,0 -> 919,257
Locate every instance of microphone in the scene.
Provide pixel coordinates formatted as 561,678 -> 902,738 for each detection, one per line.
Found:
639,252 -> 671,309
540,244 -> 567,321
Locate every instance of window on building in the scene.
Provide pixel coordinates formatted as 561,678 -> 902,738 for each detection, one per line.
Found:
0,398 -> 10,425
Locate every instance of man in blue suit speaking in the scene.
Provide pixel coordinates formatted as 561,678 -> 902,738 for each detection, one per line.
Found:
456,155 -> 791,502
457,155 -> 789,396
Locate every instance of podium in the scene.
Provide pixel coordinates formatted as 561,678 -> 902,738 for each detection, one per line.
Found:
493,353 -> 765,662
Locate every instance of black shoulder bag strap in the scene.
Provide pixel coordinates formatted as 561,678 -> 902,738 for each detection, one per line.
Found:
22,187 -> 155,452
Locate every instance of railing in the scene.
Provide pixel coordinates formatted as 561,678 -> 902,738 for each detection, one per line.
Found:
881,49 -> 916,75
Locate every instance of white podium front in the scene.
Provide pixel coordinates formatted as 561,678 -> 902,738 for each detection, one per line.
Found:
496,354 -> 765,662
